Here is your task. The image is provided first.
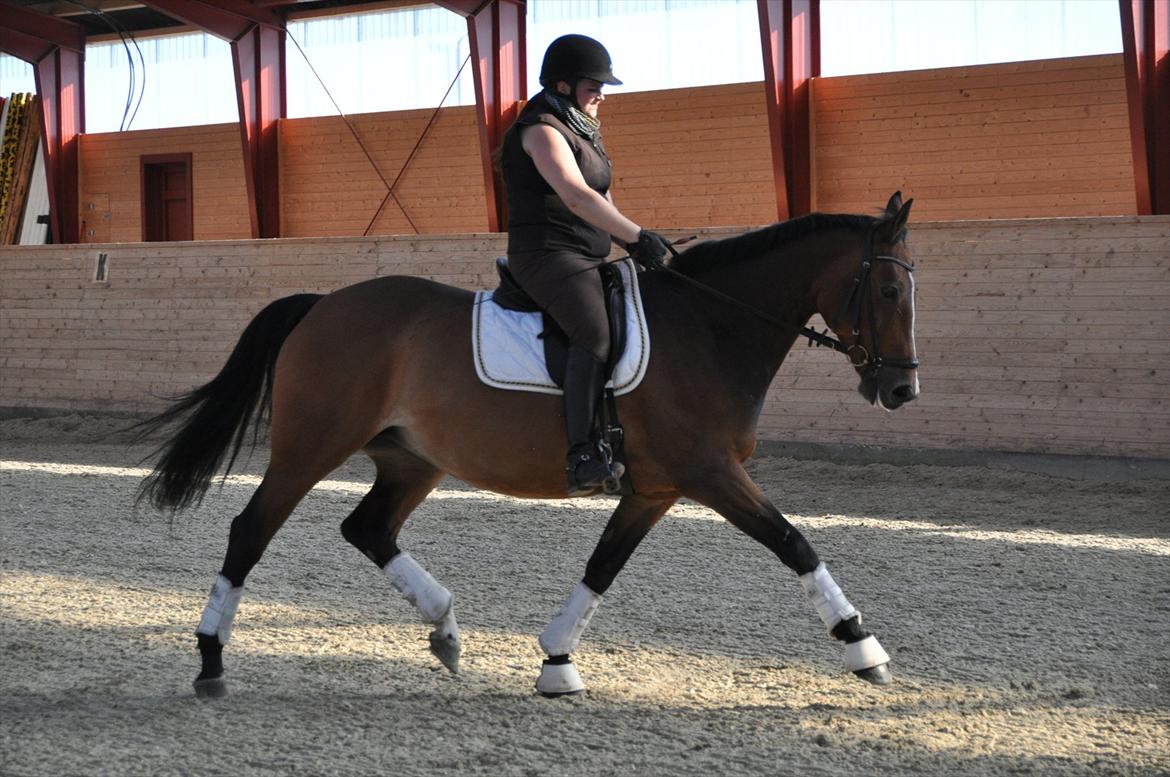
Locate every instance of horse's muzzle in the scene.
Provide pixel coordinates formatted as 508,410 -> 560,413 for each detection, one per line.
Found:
859,370 -> 919,411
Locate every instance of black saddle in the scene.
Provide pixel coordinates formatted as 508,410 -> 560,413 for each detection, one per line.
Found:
490,257 -> 632,495
491,257 -> 629,386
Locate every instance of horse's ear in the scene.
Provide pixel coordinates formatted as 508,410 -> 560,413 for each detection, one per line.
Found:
884,191 -> 903,215
878,198 -> 913,244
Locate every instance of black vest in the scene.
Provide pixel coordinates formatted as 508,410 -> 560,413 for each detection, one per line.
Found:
501,91 -> 613,258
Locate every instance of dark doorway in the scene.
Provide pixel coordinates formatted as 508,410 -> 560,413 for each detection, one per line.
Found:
141,154 -> 193,241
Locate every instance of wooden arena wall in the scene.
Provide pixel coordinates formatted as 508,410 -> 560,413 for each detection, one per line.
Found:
79,124 -> 251,243
278,105 -> 488,237
811,54 -> 1136,220
73,54 -> 1132,242
2,216 -> 1166,460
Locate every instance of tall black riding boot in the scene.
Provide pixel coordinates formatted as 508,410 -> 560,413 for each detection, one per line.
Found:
563,344 -> 618,496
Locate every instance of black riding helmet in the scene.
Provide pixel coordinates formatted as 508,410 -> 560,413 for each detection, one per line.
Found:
539,34 -> 623,87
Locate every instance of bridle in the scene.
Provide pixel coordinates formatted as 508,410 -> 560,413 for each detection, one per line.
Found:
661,227 -> 919,374
836,229 -> 920,374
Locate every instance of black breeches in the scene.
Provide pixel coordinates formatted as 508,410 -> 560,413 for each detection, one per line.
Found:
508,250 -> 611,363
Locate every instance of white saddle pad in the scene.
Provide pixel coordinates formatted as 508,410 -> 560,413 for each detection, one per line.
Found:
471,258 -> 650,396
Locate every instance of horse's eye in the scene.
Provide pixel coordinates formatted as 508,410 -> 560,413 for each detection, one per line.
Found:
881,284 -> 899,300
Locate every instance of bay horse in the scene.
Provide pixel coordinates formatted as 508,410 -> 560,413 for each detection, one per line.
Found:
138,192 -> 919,698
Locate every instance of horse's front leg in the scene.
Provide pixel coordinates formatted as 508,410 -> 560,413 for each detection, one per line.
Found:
536,493 -> 677,697
685,462 -> 892,685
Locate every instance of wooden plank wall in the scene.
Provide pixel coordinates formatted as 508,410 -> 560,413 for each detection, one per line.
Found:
275,83 -> 776,236
71,53 -> 1136,238
78,124 -> 251,243
601,82 -> 777,228
813,54 -> 1137,220
278,105 -> 489,236
765,217 -> 1169,458
2,216 -> 1166,460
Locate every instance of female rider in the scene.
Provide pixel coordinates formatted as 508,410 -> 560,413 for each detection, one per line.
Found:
499,34 -> 671,496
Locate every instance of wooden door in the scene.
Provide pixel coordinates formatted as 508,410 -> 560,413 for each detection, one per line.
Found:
141,154 -> 193,241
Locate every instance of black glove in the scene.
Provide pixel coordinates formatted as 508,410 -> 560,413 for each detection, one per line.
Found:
629,229 -> 670,271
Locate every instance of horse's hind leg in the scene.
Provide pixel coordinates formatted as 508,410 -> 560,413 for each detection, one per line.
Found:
536,493 -> 677,696
194,464 -> 325,698
339,444 -> 458,671
684,462 -> 892,685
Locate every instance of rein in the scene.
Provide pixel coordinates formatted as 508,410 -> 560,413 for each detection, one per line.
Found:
659,230 -> 919,373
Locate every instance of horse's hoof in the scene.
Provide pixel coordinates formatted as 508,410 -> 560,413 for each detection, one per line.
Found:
429,629 -> 461,674
853,664 -> 893,685
536,657 -> 586,697
193,677 -> 228,698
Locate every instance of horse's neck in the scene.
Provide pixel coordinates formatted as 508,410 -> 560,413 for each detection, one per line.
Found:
679,230 -> 860,390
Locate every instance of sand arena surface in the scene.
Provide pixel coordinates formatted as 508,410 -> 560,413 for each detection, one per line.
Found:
1,414 -> 1168,776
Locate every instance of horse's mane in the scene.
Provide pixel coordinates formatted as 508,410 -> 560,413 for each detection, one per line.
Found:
669,212 -> 881,275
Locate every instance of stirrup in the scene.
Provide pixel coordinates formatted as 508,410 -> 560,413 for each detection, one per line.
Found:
565,447 -> 620,495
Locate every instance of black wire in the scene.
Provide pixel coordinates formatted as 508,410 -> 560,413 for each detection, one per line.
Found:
122,23 -> 146,129
118,28 -> 133,131
61,0 -> 144,131
101,7 -> 146,130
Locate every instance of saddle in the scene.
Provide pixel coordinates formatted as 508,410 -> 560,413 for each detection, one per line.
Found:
490,257 -> 633,494
490,257 -> 630,386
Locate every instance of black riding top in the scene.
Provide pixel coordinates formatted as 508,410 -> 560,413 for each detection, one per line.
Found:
501,91 -> 613,259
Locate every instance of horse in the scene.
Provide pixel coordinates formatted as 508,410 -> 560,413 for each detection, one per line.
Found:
137,192 -> 919,698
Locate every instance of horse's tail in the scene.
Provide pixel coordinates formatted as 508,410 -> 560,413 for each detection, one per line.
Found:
135,293 -> 324,512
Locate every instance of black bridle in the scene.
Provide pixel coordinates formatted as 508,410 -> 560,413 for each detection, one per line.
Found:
660,229 -> 919,374
836,230 -> 920,374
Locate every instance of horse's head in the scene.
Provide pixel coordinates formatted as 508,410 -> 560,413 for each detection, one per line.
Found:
821,192 -> 920,411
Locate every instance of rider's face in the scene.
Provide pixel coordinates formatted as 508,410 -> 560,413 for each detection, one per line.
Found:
573,79 -> 605,118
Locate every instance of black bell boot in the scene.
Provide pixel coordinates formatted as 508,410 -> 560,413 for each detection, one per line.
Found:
563,344 -> 619,496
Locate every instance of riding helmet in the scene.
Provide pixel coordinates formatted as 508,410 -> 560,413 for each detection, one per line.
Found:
539,34 -> 623,87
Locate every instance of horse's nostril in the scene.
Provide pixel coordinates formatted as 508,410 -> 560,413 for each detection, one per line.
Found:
892,384 -> 917,402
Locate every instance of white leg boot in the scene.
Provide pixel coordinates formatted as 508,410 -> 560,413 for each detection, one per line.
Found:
193,574 -> 244,698
536,582 -> 602,696
799,563 -> 891,681
385,552 -> 461,673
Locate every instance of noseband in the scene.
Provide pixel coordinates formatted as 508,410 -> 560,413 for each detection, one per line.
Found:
662,229 -> 919,374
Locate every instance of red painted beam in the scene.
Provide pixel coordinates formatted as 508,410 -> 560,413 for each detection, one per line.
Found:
230,22 -> 285,238
1120,0 -> 1170,215
142,1 -> 286,237
0,23 -> 61,64
438,0 -> 526,232
139,0 -> 284,40
757,0 -> 819,220
0,1 -> 86,244
0,1 -> 85,53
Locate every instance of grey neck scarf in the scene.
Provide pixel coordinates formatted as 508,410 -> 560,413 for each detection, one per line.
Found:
543,89 -> 602,141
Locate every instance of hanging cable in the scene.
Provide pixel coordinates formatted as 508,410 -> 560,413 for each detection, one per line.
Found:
62,0 -> 145,131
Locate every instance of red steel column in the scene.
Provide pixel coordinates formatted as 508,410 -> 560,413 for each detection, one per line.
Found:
231,23 -> 285,238
1120,0 -> 1170,215
141,1 -> 286,237
758,0 -> 820,220
0,1 -> 86,244
438,0 -> 526,232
